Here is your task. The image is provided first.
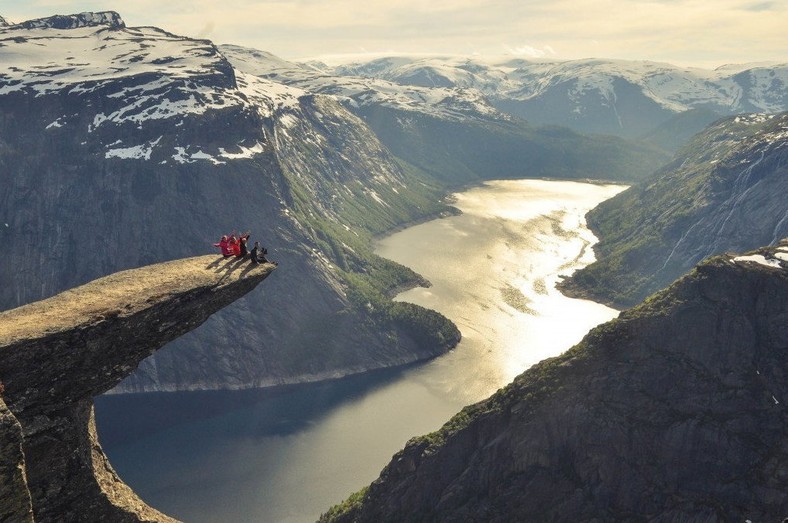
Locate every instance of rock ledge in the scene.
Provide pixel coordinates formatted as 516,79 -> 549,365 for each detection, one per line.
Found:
0,255 -> 275,522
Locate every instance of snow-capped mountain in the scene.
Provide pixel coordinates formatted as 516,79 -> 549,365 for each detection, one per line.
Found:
220,44 -> 506,123
0,12 -> 307,166
220,44 -> 669,183
330,56 -> 788,140
335,55 -> 521,94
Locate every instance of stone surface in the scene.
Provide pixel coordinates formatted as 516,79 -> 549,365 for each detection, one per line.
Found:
0,255 -> 275,521
0,397 -> 33,523
323,244 -> 788,522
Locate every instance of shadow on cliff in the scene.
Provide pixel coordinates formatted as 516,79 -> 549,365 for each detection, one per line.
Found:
206,256 -> 267,282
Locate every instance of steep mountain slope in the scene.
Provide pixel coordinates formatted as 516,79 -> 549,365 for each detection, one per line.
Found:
334,56 -> 788,142
323,243 -> 788,522
638,107 -> 722,153
562,112 -> 788,307
221,45 -> 669,183
0,397 -> 31,523
0,12 -> 459,392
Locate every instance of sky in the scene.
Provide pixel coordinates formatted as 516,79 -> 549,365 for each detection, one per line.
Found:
1,0 -> 786,68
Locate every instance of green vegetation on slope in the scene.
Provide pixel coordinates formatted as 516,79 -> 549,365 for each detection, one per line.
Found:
560,112 -> 788,307
638,107 -> 723,154
279,150 -> 461,363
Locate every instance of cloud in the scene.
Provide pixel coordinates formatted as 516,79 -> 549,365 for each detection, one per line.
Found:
504,44 -> 556,58
0,0 -> 785,67
195,20 -> 215,39
743,1 -> 774,10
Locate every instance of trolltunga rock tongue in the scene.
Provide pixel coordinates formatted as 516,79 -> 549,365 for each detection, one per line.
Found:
0,255 -> 275,522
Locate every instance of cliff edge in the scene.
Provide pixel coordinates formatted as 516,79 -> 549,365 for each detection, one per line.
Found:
0,255 -> 275,521
323,242 -> 788,521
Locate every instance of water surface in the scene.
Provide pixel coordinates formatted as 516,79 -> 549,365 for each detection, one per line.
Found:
96,179 -> 625,522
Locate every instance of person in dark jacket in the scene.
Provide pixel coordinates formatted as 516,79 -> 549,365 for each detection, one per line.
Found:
238,232 -> 250,257
250,241 -> 276,265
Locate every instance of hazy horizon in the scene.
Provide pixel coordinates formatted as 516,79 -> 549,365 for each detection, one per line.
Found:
1,0 -> 786,69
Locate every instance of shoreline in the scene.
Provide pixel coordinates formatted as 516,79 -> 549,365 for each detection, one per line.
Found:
372,204 -> 462,243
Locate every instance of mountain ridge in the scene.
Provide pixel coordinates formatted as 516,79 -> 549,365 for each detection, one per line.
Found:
561,111 -> 788,307
5,11 -> 124,30
327,54 -> 788,140
221,44 -> 670,184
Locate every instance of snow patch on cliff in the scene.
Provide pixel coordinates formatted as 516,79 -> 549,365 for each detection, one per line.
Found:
733,254 -> 784,268
106,136 -> 162,160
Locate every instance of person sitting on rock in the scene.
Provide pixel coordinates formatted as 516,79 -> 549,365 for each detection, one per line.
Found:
229,235 -> 241,257
214,235 -> 232,258
250,241 -> 277,265
238,231 -> 251,257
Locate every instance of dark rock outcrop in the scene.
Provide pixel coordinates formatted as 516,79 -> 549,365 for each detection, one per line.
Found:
0,255 -> 275,521
323,243 -> 788,522
0,397 -> 33,522
12,11 -> 125,30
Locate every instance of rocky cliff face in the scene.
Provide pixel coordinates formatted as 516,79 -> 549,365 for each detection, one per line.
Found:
0,255 -> 275,521
0,12 -> 458,393
323,243 -> 788,521
562,111 -> 788,307
0,397 -> 32,522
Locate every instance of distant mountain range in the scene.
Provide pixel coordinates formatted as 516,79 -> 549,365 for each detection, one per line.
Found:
324,55 -> 788,145
220,45 -> 669,182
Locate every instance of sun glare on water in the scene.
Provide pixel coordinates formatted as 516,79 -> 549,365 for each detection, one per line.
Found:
377,179 -> 627,400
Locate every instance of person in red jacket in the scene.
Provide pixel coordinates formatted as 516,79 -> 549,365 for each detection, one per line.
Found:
214,235 -> 232,257
229,235 -> 241,256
